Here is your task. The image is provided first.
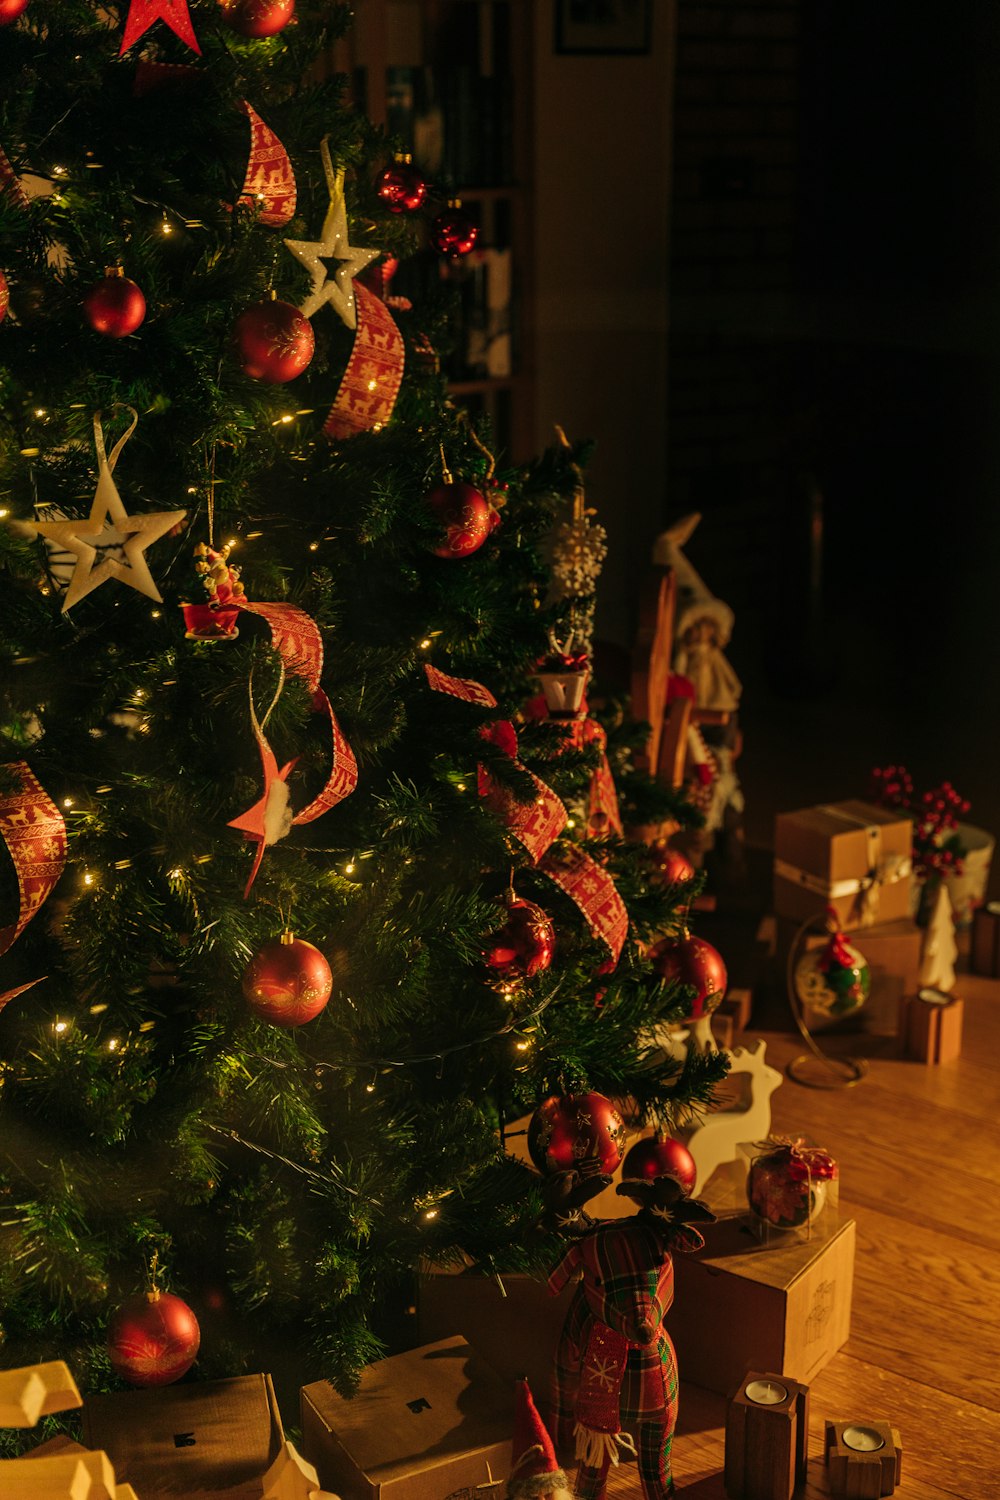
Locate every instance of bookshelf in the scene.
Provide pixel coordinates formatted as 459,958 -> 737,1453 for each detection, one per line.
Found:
332,0 -> 535,462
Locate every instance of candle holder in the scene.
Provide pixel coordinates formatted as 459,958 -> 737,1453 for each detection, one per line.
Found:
724,1369 -> 808,1499
825,1420 -> 902,1497
898,987 -> 963,1065
971,899 -> 1000,976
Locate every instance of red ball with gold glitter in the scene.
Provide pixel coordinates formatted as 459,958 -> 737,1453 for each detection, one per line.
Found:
429,202 -> 479,257
528,1091 -> 625,1176
483,897 -> 555,981
0,269 -> 8,324
621,1133 -> 696,1195
650,930 -> 727,1021
233,298 -> 314,383
425,480 -> 492,558
83,268 -> 146,338
0,0 -> 29,23
108,1289 -> 200,1387
220,0 -> 295,34
242,931 -> 333,1027
375,155 -> 427,214
647,844 -> 695,887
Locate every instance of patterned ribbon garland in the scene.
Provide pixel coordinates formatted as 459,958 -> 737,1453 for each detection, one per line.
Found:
564,717 -> 623,838
0,763 -> 67,1010
235,103 -> 297,227
0,144 -> 30,212
539,843 -> 628,963
324,282 -> 405,440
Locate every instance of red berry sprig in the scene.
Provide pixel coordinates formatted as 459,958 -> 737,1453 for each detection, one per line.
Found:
870,765 -> 970,882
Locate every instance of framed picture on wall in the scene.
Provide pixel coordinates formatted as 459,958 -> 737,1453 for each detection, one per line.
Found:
555,0 -> 652,56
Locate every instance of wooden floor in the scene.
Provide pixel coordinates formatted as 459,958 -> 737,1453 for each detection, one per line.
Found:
606,974 -> 1000,1500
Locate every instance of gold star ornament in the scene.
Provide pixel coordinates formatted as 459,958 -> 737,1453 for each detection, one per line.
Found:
284,139 -> 378,330
26,410 -> 186,613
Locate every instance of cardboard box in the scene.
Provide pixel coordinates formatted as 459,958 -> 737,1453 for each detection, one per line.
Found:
774,801 -> 912,930
301,1338 -> 514,1500
668,1215 -> 855,1395
83,1373 -> 284,1500
417,1269 -> 574,1408
777,915 -> 923,1035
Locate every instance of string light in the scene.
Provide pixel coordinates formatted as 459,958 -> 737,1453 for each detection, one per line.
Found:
107,1038 -> 120,1051
423,1208 -> 438,1221
344,860 -> 355,875
150,609 -> 162,619
0,508 -> 9,520
82,871 -> 96,887
161,218 -> 173,235
34,408 -> 46,417
419,638 -> 431,649
456,782 -> 467,792
52,1020 -> 69,1035
62,797 -> 74,809
308,541 -> 320,551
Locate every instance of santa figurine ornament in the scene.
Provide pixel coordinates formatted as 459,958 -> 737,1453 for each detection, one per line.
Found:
507,1378 -> 570,1500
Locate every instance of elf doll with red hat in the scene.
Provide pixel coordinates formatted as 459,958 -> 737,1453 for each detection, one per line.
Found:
507,1378 -> 571,1500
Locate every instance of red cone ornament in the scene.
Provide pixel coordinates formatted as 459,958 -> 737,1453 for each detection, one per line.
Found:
0,269 -> 8,324
429,202 -> 478,257
650,930 -> 727,1022
219,0 -> 295,37
425,480 -> 492,559
620,1133 -> 697,1195
242,930 -> 333,1027
528,1091 -> 626,1176
0,0 -> 29,23
233,298 -> 314,383
483,897 -> 555,981
375,155 -> 427,214
108,1289 -> 200,1387
83,268 -> 146,338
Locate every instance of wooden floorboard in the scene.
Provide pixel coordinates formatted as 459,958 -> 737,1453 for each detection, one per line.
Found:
600,974 -> 1000,1498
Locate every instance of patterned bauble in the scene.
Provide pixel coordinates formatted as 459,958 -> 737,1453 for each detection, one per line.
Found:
650,931 -> 727,1022
794,927 -> 870,1019
0,268 -> 8,324
0,0 -> 29,23
82,268 -> 146,338
424,480 -> 492,559
620,1133 -> 696,1195
483,897 -> 555,981
429,202 -> 478,257
375,155 -> 427,214
242,930 -> 333,1027
108,1289 -> 200,1387
232,298 -> 314,383
647,844 -> 695,887
219,0 -> 295,35
528,1091 -> 626,1176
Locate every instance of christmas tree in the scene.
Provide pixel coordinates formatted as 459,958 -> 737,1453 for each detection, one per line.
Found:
0,0 -> 728,1431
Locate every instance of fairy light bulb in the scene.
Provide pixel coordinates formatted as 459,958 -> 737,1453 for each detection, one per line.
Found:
53,1020 -> 69,1035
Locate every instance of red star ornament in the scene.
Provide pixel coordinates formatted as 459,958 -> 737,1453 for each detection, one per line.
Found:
228,732 -> 297,899
119,0 -> 201,56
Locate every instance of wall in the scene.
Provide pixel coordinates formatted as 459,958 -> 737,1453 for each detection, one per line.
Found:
531,3 -> 676,649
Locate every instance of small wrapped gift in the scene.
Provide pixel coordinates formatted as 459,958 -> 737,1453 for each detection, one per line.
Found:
742,1136 -> 839,1244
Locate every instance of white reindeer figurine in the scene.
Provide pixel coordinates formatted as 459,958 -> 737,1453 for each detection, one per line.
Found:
679,1040 -> 783,1196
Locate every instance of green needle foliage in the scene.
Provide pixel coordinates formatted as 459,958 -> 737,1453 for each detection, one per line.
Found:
0,0 -> 728,1430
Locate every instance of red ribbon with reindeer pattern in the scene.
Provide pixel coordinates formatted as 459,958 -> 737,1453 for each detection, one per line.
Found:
539,842 -> 628,963
235,102 -> 297,228
324,282 -> 405,440
0,763 -> 66,1011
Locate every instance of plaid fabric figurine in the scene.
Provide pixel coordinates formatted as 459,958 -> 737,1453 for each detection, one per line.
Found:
548,1177 -> 714,1500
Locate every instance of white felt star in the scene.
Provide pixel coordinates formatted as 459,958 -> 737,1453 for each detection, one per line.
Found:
284,140 -> 378,331
27,412 -> 185,613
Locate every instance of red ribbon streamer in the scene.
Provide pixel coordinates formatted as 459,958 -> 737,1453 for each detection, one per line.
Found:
564,717 -> 623,838
424,662 -> 498,708
324,283 -> 405,440
0,763 -> 67,959
539,843 -> 628,962
119,0 -> 201,55
236,102 -> 297,227
0,144 -> 29,213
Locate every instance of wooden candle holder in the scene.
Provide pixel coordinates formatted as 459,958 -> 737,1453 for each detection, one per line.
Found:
825,1420 -> 902,1498
724,1370 -> 808,1499
972,901 -> 1000,976
898,988 -> 963,1064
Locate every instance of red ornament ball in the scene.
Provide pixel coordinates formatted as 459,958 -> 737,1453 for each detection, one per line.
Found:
528,1091 -> 626,1176
648,844 -> 695,887
429,205 -> 479,257
83,271 -> 146,339
242,931 -> 333,1027
483,897 -> 555,981
425,480 -> 492,559
108,1290 -> 200,1387
621,1134 -> 697,1196
233,299 -> 314,383
0,269 -> 8,324
219,0 -> 295,36
0,0 -> 29,23
650,931 -> 728,1022
375,158 -> 427,214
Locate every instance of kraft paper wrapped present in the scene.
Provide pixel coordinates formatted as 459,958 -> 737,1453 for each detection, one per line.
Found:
774,800 -> 912,930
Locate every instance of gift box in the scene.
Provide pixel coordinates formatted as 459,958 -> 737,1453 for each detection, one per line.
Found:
82,1373 -> 284,1500
774,801 -> 912,931
301,1337 -> 514,1500
417,1267 -> 574,1407
668,1215 -> 855,1396
776,914 -> 923,1035
738,1137 -> 840,1245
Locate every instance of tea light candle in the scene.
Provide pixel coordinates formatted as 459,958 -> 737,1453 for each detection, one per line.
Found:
744,1378 -> 788,1406
917,987 -> 950,1006
842,1425 -> 886,1452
